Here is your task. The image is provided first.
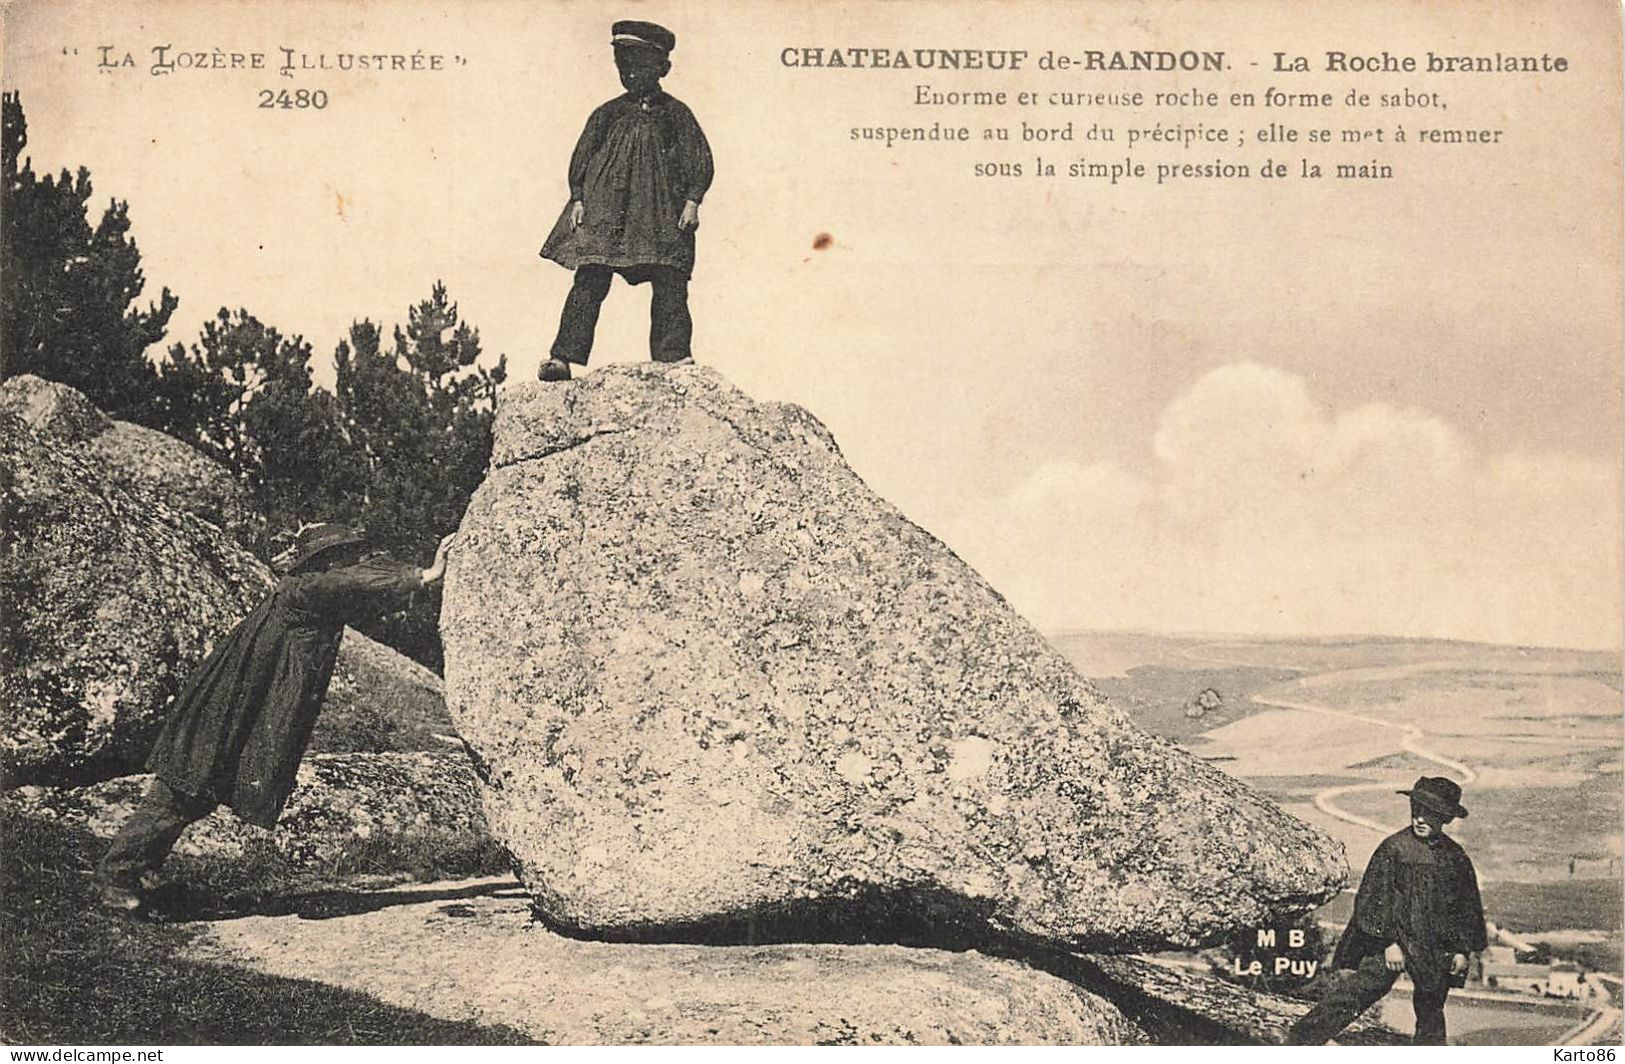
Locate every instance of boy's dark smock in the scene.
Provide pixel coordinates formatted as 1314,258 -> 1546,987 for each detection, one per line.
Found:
1333,827 -> 1488,990
145,555 -> 423,827
540,90 -> 714,279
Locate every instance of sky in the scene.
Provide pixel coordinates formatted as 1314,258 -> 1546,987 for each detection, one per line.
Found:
4,0 -> 1621,649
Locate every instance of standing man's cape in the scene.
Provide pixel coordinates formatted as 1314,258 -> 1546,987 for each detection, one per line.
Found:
145,556 -> 423,827
1331,827 -> 1488,990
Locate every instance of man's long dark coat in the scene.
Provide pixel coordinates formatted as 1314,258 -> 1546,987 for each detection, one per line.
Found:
146,555 -> 422,827
1331,828 -> 1488,991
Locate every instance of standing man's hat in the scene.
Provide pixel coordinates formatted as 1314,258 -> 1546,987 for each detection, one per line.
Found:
612,20 -> 676,55
274,522 -> 368,574
1399,776 -> 1469,819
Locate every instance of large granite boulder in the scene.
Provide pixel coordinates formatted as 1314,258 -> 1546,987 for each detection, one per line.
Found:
0,376 -> 455,785
2,398 -> 270,785
3,752 -> 499,882
0,375 -> 264,549
442,365 -> 1346,952
193,887 -> 1148,1044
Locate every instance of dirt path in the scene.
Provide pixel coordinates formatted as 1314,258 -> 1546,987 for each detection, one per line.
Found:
1561,1003 -> 1623,1046
1561,974 -> 1625,1046
1180,643 -> 1477,836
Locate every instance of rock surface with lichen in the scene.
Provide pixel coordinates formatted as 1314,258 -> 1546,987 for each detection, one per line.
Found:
0,374 -> 265,549
441,364 -> 1347,952
190,885 -> 1148,1045
0,375 -> 457,786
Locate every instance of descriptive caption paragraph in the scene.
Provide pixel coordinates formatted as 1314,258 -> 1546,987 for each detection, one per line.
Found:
784,46 -> 1570,185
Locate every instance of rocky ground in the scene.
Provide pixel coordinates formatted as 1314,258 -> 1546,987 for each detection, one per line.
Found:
185,877 -> 1145,1045
176,873 -> 1409,1045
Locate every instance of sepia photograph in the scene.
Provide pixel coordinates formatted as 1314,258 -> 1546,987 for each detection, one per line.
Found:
1,0 -> 1620,1049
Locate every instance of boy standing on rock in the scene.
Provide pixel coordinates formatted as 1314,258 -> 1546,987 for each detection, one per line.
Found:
93,524 -> 454,913
1286,777 -> 1487,1046
537,20 -> 713,382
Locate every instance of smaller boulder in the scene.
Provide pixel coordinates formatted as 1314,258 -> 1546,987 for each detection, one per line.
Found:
0,374 -> 111,442
1,375 -> 457,785
1,752 -> 503,886
89,421 -> 266,551
308,630 -> 460,755
0,375 -> 263,548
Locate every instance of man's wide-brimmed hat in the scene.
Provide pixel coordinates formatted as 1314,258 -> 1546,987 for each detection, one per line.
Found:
1399,776 -> 1469,820
274,522 -> 368,574
612,20 -> 676,55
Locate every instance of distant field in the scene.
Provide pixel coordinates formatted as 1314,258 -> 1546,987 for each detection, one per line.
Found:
1299,670 -> 1619,743
1088,664 -> 1296,744
1484,879 -> 1624,934
1046,631 -> 1214,677
1450,1018 -> 1582,1047
1338,773 -> 1623,885
1241,774 -> 1366,793
1460,779 -> 1622,881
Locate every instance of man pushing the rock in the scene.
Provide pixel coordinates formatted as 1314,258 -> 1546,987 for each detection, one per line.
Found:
94,523 -> 454,913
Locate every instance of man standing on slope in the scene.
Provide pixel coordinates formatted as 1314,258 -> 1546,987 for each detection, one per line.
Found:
1286,776 -> 1487,1045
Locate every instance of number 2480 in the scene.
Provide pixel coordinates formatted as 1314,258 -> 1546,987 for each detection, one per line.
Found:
259,89 -> 329,110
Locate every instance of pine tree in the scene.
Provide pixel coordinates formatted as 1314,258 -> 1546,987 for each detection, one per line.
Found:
158,309 -> 361,542
0,92 -> 176,420
334,283 -> 506,668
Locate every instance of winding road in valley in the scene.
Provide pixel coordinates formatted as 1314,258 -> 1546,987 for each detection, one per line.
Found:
1181,644 -> 1477,835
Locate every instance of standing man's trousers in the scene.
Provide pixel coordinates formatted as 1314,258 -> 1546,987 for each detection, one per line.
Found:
551,264 -> 693,365
1286,954 -> 1450,1045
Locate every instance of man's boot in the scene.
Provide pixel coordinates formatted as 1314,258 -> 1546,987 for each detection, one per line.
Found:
94,878 -> 143,914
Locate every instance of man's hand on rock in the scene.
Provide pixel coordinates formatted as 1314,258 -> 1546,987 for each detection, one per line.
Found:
421,533 -> 457,586
1450,953 -> 1468,976
1384,943 -> 1405,972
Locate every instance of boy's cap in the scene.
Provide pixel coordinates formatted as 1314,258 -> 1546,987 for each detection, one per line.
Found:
612,20 -> 676,55
1399,776 -> 1468,820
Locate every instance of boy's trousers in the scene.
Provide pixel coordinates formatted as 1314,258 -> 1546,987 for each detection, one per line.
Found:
551,264 -> 692,365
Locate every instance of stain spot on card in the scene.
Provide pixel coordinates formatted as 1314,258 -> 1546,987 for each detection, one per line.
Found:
812,233 -> 833,251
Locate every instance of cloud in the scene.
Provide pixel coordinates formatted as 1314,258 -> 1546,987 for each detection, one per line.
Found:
941,363 -> 1621,650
